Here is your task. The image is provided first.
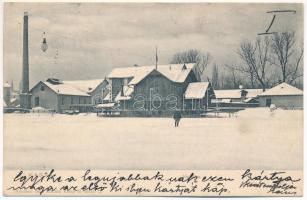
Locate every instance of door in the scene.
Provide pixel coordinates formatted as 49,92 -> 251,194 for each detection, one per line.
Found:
265,98 -> 271,107
35,97 -> 40,107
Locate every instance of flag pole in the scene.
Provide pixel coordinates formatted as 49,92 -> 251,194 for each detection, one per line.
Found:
155,46 -> 158,70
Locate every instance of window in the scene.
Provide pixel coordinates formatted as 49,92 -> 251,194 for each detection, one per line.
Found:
40,85 -> 45,91
61,96 -> 64,105
71,97 -> 74,104
266,98 -> 271,107
35,97 -> 39,106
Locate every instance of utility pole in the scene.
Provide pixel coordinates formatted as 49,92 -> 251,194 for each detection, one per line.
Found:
155,46 -> 158,70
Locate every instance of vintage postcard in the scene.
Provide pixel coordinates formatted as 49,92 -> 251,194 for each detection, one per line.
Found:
2,1 -> 304,197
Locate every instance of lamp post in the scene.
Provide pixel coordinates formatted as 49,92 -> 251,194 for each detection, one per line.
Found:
41,32 -> 48,52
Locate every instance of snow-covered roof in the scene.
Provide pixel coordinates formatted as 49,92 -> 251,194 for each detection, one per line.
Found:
31,78 -> 106,97
4,82 -> 10,88
103,93 -> 111,101
114,85 -> 134,101
211,99 -> 231,103
184,82 -> 210,99
214,89 -> 263,99
108,63 -> 195,85
115,93 -> 132,101
43,81 -> 90,96
10,97 -> 17,103
244,97 -> 254,103
258,82 -> 303,96
96,103 -> 115,108
63,79 -> 106,94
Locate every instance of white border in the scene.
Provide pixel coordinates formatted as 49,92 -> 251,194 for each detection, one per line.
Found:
0,1 -> 305,200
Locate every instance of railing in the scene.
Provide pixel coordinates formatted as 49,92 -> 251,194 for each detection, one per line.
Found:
4,107 -> 31,113
98,108 -> 237,118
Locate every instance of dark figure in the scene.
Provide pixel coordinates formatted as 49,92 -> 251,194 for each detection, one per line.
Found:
173,110 -> 182,127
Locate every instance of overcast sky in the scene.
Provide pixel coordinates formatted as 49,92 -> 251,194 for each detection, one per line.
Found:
3,3 -> 303,89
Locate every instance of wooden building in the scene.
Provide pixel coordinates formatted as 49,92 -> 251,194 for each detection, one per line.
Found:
184,82 -> 215,110
30,78 -> 108,113
212,89 -> 263,108
213,89 -> 263,103
3,82 -> 11,107
258,82 -> 303,108
103,63 -> 215,116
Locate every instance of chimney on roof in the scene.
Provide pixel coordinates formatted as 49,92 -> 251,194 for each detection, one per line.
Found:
182,63 -> 187,70
46,78 -> 62,85
239,85 -> 247,100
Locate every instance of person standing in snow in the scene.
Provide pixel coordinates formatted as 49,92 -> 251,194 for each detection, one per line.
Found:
173,110 -> 182,127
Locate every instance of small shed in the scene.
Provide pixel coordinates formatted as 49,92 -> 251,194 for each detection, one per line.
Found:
184,82 -> 215,110
213,89 -> 263,103
258,82 -> 303,108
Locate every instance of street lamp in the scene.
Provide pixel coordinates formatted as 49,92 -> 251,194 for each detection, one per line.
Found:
41,32 -> 48,52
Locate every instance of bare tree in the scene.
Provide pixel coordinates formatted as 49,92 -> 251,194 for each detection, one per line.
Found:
271,31 -> 303,84
211,63 -> 219,89
230,68 -> 237,88
222,66 -> 243,89
195,52 -> 211,81
171,49 -> 199,63
237,36 -> 271,91
170,49 -> 211,81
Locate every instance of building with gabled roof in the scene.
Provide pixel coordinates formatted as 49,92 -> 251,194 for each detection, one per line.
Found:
184,82 -> 215,110
30,78 -> 108,113
103,63 -> 215,116
3,81 -> 11,107
257,82 -> 303,108
108,63 -> 195,84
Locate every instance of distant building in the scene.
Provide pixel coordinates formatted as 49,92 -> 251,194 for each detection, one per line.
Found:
30,78 -> 108,113
213,89 -> 263,104
258,82 -> 303,108
103,63 -> 214,115
3,81 -> 20,108
3,81 -> 11,107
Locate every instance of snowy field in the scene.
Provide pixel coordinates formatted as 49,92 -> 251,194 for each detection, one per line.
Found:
4,108 -> 303,170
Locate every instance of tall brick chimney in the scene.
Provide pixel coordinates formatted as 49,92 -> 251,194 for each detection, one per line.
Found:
20,11 -> 31,109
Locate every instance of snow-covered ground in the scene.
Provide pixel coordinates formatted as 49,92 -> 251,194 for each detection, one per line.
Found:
4,108 -> 303,170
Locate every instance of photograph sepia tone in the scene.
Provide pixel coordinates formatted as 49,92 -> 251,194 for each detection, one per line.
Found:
2,1 -> 304,197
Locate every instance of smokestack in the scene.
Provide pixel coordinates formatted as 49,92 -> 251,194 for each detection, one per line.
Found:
22,11 -> 29,93
20,11 -> 32,109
